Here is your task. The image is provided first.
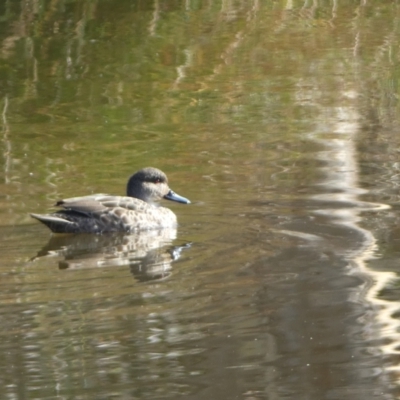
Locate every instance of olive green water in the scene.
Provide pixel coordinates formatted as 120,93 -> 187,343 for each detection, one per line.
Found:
1,1 -> 400,399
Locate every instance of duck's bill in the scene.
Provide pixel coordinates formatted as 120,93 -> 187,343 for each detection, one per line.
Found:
164,190 -> 191,204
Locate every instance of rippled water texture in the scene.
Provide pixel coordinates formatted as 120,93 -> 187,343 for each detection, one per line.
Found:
1,1 -> 400,399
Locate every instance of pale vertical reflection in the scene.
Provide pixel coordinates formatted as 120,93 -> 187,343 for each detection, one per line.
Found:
172,49 -> 194,89
299,90 -> 399,381
331,0 -> 337,24
148,0 -> 160,37
285,0 -> 293,10
2,96 -> 10,184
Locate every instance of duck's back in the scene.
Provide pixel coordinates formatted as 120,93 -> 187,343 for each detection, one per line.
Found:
31,194 -> 178,234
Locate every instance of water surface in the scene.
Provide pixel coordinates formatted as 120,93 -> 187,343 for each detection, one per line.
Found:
1,1 -> 400,399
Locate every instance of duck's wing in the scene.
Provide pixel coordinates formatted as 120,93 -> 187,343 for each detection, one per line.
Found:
56,194 -> 149,215
55,194 -> 109,215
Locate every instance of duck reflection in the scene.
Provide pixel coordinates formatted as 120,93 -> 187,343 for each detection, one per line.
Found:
32,229 -> 190,282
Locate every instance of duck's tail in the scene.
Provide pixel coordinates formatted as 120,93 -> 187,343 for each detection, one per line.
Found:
30,213 -> 75,234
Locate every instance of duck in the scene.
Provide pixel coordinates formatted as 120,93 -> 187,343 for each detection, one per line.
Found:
30,167 -> 190,234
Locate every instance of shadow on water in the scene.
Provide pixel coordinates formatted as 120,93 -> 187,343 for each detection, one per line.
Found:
30,230 -> 191,282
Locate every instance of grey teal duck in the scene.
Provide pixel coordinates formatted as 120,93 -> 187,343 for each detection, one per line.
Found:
31,167 -> 190,234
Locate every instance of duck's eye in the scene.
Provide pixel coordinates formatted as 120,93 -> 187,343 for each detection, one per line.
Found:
154,178 -> 162,184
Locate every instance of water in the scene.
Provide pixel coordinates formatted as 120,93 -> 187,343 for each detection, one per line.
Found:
0,1 -> 400,399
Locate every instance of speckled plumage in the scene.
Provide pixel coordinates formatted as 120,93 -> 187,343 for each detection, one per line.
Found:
31,167 -> 190,234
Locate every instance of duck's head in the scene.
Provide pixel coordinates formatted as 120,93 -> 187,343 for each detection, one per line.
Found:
127,167 -> 190,204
